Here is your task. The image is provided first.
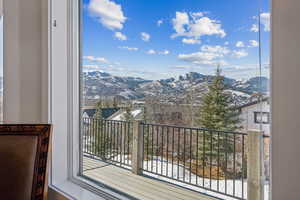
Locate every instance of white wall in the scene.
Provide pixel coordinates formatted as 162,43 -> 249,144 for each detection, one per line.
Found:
3,0 -> 48,123
240,101 -> 270,135
272,0 -> 300,199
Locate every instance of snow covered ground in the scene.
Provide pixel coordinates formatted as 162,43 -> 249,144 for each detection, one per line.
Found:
85,154 -> 270,200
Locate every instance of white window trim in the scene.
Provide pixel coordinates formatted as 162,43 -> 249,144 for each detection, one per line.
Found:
49,0 -> 129,199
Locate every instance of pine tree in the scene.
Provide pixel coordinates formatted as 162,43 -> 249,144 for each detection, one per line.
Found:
197,66 -> 241,166
122,104 -> 134,122
91,99 -> 111,160
120,104 -> 134,154
113,97 -> 119,108
95,100 -> 103,119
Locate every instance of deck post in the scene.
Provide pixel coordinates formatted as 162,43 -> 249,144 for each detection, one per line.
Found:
132,120 -> 143,175
247,129 -> 264,200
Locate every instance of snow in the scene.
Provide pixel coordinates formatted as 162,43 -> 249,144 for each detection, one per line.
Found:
85,153 -> 270,200
225,90 -> 251,98
132,109 -> 142,117
110,109 -> 142,120
119,90 -> 138,99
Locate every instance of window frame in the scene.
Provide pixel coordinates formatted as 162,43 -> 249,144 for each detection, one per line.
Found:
254,111 -> 270,124
48,0 -> 130,199
48,0 -> 274,199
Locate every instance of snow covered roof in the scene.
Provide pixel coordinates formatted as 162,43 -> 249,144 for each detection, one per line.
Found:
237,97 -> 269,109
108,108 -> 143,121
83,108 -> 120,119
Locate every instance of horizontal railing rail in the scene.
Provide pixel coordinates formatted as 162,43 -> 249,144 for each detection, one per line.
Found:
144,122 -> 248,136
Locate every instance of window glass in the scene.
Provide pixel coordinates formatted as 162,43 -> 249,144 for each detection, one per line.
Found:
80,1 -> 270,199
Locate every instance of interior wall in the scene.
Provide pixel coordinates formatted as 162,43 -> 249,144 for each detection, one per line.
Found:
3,0 -> 48,123
272,0 -> 300,199
3,0 -> 60,198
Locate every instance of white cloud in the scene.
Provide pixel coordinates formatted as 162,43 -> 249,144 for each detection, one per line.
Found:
178,45 -> 229,65
118,46 -> 138,51
224,41 -> 229,45
201,45 -> 230,55
157,20 -> 163,26
182,38 -> 201,44
172,12 -> 190,35
146,49 -> 169,55
250,12 -> 270,32
147,49 -> 156,54
173,65 -> 193,69
236,41 -> 245,48
232,49 -> 248,58
159,50 -> 170,55
248,40 -> 259,47
83,65 -> 101,72
171,11 -> 226,39
141,32 -> 151,42
114,32 -> 127,40
260,12 -> 270,32
88,0 -> 126,30
191,12 -> 204,18
83,56 -> 109,64
250,24 -> 259,32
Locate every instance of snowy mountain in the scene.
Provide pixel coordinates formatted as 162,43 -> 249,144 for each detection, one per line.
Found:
83,71 -> 269,105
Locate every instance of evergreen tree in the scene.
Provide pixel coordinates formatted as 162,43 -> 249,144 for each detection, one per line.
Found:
197,66 -> 241,166
122,104 -> 134,122
95,100 -> 103,119
91,99 -> 111,160
113,97 -> 119,108
120,104 -> 134,154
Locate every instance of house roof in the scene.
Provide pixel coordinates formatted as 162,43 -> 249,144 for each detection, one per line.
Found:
237,97 -> 269,109
83,109 -> 96,118
108,108 -> 143,121
83,108 -> 120,119
102,108 -> 120,119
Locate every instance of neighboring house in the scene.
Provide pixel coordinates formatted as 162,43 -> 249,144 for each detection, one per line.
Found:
238,98 -> 271,180
108,108 -> 143,121
238,98 -> 270,135
83,109 -> 97,118
82,108 -> 120,119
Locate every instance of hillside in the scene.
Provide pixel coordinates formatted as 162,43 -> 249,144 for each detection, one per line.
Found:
83,71 -> 269,106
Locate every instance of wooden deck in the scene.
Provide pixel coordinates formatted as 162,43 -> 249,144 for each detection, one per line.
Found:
83,157 -> 217,200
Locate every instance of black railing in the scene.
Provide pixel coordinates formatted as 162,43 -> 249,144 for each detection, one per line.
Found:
82,118 -> 133,167
141,123 -> 248,200
82,118 -> 269,200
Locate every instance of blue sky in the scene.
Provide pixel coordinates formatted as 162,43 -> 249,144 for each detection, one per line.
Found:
82,0 -> 270,80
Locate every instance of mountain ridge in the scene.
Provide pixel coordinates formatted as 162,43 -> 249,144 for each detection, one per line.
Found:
83,71 -> 269,105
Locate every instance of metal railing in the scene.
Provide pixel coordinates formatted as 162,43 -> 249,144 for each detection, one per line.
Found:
82,118 -> 133,167
82,118 -> 268,200
141,123 -> 248,200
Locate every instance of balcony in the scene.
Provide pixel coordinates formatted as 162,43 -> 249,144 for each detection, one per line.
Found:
83,157 -> 216,200
82,118 -> 269,200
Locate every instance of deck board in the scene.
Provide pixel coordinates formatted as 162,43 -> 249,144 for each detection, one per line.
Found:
83,157 -> 216,200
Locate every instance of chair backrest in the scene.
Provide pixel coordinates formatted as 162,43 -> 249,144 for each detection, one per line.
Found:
0,124 -> 52,200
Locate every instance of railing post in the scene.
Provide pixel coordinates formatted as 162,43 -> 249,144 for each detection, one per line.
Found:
132,120 -> 143,175
247,129 -> 264,200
